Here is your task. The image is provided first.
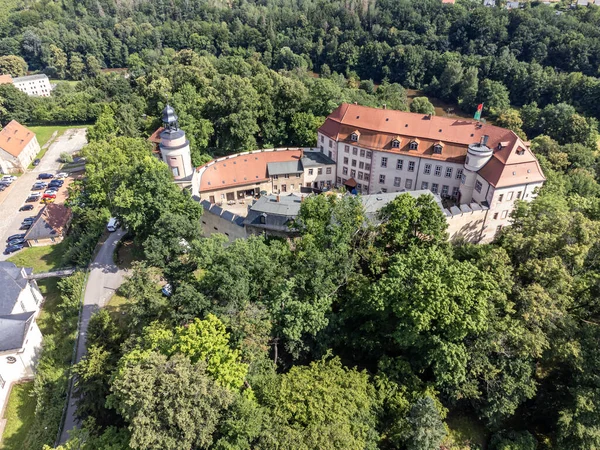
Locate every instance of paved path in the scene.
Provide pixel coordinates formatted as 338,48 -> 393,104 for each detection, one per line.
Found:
29,268 -> 76,279
59,228 -> 127,445
0,128 -> 87,261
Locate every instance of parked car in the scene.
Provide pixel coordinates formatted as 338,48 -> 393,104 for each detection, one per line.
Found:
26,196 -> 39,203
37,173 -> 54,180
19,223 -> 31,230
33,159 -> 40,166
42,193 -> 56,199
0,185 -> 6,192
6,234 -> 25,242
44,189 -> 58,195
23,217 -> 36,223
161,284 -> 172,297
32,185 -> 46,191
49,180 -> 64,186
73,157 -> 86,163
19,204 -> 34,211
1,175 -> 17,183
4,244 -> 24,255
0,181 -> 11,187
8,238 -> 25,246
106,217 -> 120,232
56,172 -> 68,179
41,197 -> 55,204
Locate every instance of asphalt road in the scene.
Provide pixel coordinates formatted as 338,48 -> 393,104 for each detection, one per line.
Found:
59,227 -> 127,445
0,128 -> 87,260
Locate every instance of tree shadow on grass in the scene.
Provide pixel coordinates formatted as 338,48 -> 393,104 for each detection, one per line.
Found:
1,382 -> 36,450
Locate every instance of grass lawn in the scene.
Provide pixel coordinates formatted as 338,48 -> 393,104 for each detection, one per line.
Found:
0,382 -> 36,450
106,293 -> 130,330
406,89 -> 472,120
7,241 -> 70,274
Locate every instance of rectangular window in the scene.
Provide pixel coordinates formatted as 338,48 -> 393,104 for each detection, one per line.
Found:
498,194 -> 504,202
282,184 -> 287,192
493,213 -> 499,220
475,180 -> 483,193
351,159 -> 357,167
461,174 -> 466,184
501,210 -> 508,219
381,157 -> 388,168
421,181 -> 429,190
381,188 -> 388,193
397,159 -> 403,170
408,161 -> 415,172
517,191 -> 522,199
364,173 -> 369,181
329,140 -> 333,148
379,174 -> 386,184
424,164 -> 431,175
358,172 -> 363,180
456,169 -> 463,179
434,165 -> 442,177
431,183 -> 439,194
172,167 -> 179,177
308,169 -> 313,175
366,151 -> 372,158
345,145 -> 350,153
343,167 -> 348,175
343,157 -> 349,164
405,179 -> 413,189
365,163 -> 371,171
326,167 -> 332,174
284,174 -> 289,178
357,183 -> 362,190
318,168 -> 323,175
337,177 -> 342,184
351,169 -> 356,177
360,149 -> 365,157
442,185 -> 449,196
329,151 -> 332,159
507,192 -> 514,200
353,147 -> 358,155
496,225 -> 503,234
445,167 -> 453,178
394,177 -> 401,187
452,187 -> 459,197
359,162 -> 364,169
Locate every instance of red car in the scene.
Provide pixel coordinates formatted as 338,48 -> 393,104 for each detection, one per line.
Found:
42,193 -> 56,199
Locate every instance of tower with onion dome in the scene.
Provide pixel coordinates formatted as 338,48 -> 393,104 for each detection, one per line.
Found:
159,104 -> 193,180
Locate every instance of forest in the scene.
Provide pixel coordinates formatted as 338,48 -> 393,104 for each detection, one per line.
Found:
0,0 -> 599,449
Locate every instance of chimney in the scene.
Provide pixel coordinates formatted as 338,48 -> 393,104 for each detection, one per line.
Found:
354,102 -> 358,105
300,148 -> 304,159
482,135 -> 489,146
383,103 -> 386,109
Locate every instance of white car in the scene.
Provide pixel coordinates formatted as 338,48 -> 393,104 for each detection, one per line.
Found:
1,175 -> 17,183
44,189 -> 58,195
29,192 -> 41,198
106,217 -> 120,232
56,172 -> 68,179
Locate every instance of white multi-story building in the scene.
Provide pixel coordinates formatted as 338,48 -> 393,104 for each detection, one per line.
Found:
0,262 -> 44,415
318,103 -> 545,242
12,74 -> 52,97
0,120 -> 41,174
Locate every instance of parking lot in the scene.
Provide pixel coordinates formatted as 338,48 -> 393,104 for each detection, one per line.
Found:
0,128 -> 87,261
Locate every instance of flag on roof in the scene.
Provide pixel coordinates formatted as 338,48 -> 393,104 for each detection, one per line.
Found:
474,103 -> 484,121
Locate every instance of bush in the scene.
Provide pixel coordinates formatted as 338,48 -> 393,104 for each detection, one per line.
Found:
490,430 -> 537,450
60,152 -> 73,163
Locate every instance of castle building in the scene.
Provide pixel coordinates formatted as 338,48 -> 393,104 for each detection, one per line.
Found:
156,105 -> 193,181
317,103 -> 545,242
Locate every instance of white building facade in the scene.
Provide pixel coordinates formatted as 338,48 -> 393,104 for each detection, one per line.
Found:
318,103 -> 545,243
12,74 -> 52,97
0,120 -> 40,174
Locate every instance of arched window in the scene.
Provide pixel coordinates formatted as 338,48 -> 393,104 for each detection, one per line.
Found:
433,144 -> 443,154
391,139 -> 400,148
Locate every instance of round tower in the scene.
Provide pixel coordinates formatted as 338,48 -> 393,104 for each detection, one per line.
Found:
459,137 -> 493,204
159,104 -> 193,180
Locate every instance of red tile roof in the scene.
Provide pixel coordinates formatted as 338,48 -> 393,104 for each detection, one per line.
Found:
198,149 -> 304,192
320,103 -> 545,188
0,74 -> 13,85
0,120 -> 36,157
148,127 -> 164,144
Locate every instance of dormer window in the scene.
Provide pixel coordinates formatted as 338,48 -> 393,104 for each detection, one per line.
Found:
391,138 -> 401,149
433,142 -> 443,154
516,147 -> 525,156
350,130 -> 360,142
409,139 -> 419,150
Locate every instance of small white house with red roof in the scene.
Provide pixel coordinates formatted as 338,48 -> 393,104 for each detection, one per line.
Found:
0,120 -> 40,174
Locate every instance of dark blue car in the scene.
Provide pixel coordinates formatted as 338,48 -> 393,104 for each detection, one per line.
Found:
4,244 -> 24,255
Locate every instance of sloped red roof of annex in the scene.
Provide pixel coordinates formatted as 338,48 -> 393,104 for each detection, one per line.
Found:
0,120 -> 36,157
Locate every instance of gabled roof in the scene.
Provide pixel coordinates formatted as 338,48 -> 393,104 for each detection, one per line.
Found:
268,160 -> 303,176
0,311 -> 35,352
0,262 -> 30,315
244,194 -> 304,232
148,127 -> 164,144
0,120 -> 36,157
25,203 -> 72,241
13,74 -> 49,83
320,103 -> 545,189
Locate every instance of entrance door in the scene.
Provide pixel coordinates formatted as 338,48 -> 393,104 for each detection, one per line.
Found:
209,195 -> 215,204
281,184 -> 287,192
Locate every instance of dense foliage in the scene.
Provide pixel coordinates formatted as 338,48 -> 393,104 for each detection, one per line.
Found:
3,0 -> 599,449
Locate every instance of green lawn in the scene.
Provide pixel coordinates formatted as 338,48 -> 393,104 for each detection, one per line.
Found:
26,125 -> 88,168
7,241 -> 70,274
445,412 -> 489,450
106,293 -> 130,330
0,382 -> 36,450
